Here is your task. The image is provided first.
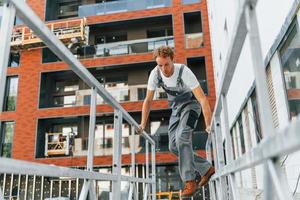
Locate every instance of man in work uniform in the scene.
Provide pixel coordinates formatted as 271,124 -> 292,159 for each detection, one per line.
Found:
138,46 -> 215,197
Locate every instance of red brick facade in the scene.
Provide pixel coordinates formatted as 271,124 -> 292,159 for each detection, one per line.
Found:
1,0 -> 215,167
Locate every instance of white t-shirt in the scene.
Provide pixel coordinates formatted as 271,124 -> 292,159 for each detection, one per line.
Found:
147,63 -> 199,91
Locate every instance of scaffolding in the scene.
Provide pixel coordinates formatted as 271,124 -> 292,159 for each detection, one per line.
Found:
10,18 -> 87,50
205,0 -> 300,200
0,0 -> 156,199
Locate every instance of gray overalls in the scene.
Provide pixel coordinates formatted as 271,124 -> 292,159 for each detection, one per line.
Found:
157,65 -> 212,182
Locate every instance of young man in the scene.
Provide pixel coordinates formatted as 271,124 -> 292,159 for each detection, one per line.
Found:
138,46 -> 215,197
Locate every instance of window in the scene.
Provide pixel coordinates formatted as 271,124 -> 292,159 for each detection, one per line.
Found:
289,99 -> 300,120
184,12 -> 203,48
0,121 -> 15,158
138,88 -> 147,100
184,12 -> 202,34
250,91 -> 262,143
3,76 -> 18,112
42,48 -> 61,63
187,57 -> 208,94
45,0 -> 80,21
8,52 -> 20,67
147,28 -> 173,38
279,19 -> 300,119
279,21 -> 300,90
95,33 -> 127,45
52,80 -> 79,107
237,116 -> 246,154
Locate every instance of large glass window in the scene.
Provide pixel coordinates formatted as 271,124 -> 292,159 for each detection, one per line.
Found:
279,19 -> 300,120
3,76 -> 18,112
184,11 -> 203,48
280,21 -> 300,90
0,121 -> 15,158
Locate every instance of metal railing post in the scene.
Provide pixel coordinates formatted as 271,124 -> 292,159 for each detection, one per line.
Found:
206,135 -> 216,200
79,87 -> 97,200
0,1 -> 16,132
145,140 -> 149,199
112,109 -> 123,200
214,117 -> 229,200
0,187 -> 3,200
151,143 -> 156,200
128,126 -> 136,200
211,127 -> 221,199
221,94 -> 239,200
244,2 -> 292,200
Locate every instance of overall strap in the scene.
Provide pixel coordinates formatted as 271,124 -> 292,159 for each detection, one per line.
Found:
156,66 -> 163,86
176,64 -> 184,87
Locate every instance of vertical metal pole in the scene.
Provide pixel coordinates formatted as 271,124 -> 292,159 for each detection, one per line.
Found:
49,179 -> 53,198
0,0 -> 16,140
2,174 -> 5,196
24,175 -> 28,200
145,140 -> 149,199
10,174 -> 14,199
58,179 -> 61,198
0,2 -> 16,114
41,176 -> 44,200
76,178 -> 79,200
68,180 -> 72,199
206,135 -> 216,200
79,87 -> 97,200
79,180 -> 90,200
211,127 -> 221,199
221,94 -> 239,200
112,109 -> 123,200
0,187 -> 3,200
17,174 -> 21,199
151,143 -> 156,200
128,126 -> 137,200
87,87 -> 97,172
214,117 -> 228,200
143,184 -> 148,200
244,4 -> 291,200
32,175 -> 36,200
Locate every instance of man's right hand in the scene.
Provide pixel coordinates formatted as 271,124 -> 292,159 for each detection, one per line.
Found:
136,125 -> 145,135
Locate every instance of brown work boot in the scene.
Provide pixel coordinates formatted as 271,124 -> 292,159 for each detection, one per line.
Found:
199,167 -> 215,187
181,180 -> 198,198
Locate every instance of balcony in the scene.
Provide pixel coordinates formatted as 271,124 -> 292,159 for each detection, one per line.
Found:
39,62 -> 168,108
42,36 -> 174,63
75,36 -> 174,59
36,116 -> 146,158
182,0 -> 201,4
78,0 -> 171,17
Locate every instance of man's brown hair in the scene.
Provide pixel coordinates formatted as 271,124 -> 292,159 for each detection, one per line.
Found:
153,45 -> 174,60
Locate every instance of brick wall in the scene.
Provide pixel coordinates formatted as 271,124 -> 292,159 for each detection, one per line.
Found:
1,0 -> 215,167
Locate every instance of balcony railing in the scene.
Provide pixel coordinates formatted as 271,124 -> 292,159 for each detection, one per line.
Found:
75,36 -> 174,59
75,84 -> 167,106
79,0 -> 171,17
182,0 -> 201,5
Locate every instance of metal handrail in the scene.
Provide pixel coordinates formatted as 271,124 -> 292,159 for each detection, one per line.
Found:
205,0 -> 300,199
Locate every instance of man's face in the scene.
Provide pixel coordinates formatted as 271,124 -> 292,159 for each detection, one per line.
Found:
156,56 -> 174,77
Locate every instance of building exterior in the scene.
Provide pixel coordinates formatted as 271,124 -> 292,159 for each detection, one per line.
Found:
0,0 -> 215,199
207,0 -> 300,199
